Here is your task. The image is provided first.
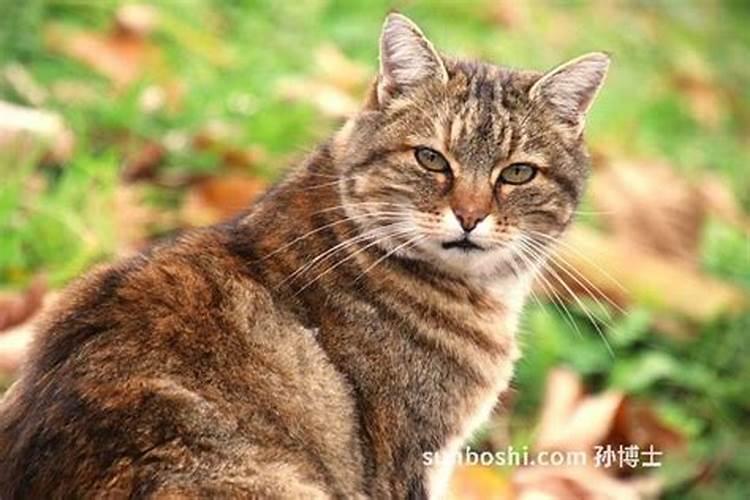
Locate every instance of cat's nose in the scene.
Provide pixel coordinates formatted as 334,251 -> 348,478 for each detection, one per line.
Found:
452,206 -> 488,233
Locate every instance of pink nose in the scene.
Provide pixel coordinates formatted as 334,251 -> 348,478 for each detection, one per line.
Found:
452,206 -> 488,232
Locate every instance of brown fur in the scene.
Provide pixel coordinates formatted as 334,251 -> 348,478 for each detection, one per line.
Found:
0,14 -> 608,499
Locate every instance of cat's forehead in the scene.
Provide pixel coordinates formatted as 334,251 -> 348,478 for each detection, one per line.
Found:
441,61 -> 539,172
381,60 -> 541,173
445,59 -> 541,109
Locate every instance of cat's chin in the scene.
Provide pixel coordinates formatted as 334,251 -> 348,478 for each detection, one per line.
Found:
440,238 -> 485,252
415,240 -> 523,281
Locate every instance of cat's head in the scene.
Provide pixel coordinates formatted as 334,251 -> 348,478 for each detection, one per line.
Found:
334,13 -> 609,280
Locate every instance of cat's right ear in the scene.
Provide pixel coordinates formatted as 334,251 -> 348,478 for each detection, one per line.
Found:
377,13 -> 448,106
529,52 -> 610,133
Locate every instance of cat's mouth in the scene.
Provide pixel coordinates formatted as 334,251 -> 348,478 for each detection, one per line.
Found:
441,238 -> 484,252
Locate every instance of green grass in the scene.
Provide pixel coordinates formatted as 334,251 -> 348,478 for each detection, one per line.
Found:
1,1 -> 748,497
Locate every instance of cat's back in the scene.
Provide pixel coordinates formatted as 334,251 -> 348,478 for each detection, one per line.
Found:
0,226 -> 363,498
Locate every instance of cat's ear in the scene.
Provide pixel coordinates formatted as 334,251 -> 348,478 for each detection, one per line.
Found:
529,52 -> 610,129
377,13 -> 448,105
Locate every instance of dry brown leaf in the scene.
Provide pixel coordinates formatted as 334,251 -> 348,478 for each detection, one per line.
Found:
536,367 -> 684,457
113,185 -> 168,252
0,278 -> 46,333
486,0 -> 530,29
315,44 -> 370,93
448,465 -> 512,500
181,175 -> 267,226
192,121 -> 267,170
671,53 -> 725,129
543,225 -> 748,324
0,101 -> 75,165
50,80 -> 101,106
2,63 -> 48,106
115,3 -> 159,38
51,30 -> 148,87
0,323 -> 34,375
514,465 -> 662,500
535,369 -> 625,453
0,290 -> 59,376
591,160 -> 705,266
535,368 -> 584,447
610,400 -> 685,455
277,78 -> 360,118
46,21 -> 162,89
219,146 -> 267,171
510,368 -> 671,500
698,176 -> 750,232
277,44 -> 369,119
121,141 -> 166,182
536,159 -> 749,325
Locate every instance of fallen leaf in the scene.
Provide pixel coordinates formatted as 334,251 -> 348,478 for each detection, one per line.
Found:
610,400 -> 685,456
277,43 -> 370,119
535,368 -> 624,453
591,160 -> 705,266
0,101 -> 74,164
192,121 -> 266,170
46,21 -> 162,89
486,1 -> 530,30
698,176 -> 750,233
219,146 -> 267,170
671,51 -> 725,129
181,175 -> 267,226
0,277 -> 46,332
115,3 -> 159,38
0,290 -> 58,375
277,78 -> 360,118
514,465 -> 662,500
543,225 -> 748,324
449,465 -> 512,500
121,140 -> 166,182
536,158 -> 749,326
113,185 -> 169,252
0,322 -> 34,375
2,63 -> 48,106
315,43 -> 370,93
511,368 -> 671,500
50,80 -> 101,106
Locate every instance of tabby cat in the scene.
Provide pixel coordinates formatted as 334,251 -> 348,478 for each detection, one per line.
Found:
0,13 -> 609,499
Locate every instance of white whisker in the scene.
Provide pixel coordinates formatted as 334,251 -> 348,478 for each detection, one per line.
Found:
260,211 -> 408,262
513,240 -> 585,341
293,226 -> 415,295
519,235 -> 615,358
281,223 -> 408,286
522,235 -> 627,316
352,234 -> 426,282
525,229 -> 629,295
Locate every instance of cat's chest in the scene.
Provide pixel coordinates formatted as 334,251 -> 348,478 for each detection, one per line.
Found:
423,280 -> 528,499
424,340 -> 518,499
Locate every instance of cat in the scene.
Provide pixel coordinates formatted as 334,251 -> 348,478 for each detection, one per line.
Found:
0,13 -> 608,499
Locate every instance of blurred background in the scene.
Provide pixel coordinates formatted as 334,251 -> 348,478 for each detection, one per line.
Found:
0,1 -> 748,498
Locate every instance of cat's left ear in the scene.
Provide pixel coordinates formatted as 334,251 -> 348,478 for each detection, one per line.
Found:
529,52 -> 610,131
377,13 -> 448,105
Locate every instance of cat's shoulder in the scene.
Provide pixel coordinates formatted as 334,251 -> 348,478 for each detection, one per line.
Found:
25,226 -> 276,376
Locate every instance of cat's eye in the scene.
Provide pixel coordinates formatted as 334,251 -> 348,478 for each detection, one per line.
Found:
415,147 -> 450,173
499,163 -> 537,185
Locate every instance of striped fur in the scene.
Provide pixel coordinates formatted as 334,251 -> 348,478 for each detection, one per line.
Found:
0,13 -> 607,499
